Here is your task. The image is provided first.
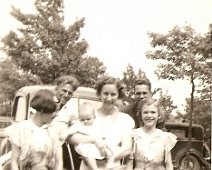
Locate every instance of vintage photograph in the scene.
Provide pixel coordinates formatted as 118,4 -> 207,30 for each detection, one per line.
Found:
0,0 -> 211,169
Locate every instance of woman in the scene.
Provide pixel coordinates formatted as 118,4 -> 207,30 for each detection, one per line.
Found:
132,98 -> 177,170
70,76 -> 135,170
5,89 -> 63,170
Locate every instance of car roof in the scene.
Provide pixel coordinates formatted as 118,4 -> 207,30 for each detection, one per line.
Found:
165,121 -> 203,129
16,85 -> 98,100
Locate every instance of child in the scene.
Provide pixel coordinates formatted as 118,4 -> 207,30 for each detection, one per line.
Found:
5,89 -> 63,170
61,102 -> 113,170
132,98 -> 177,170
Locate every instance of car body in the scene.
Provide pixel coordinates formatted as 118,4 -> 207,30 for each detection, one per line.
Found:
165,122 -> 211,170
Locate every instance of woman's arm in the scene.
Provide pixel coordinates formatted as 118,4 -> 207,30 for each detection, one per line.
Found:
68,133 -> 107,156
54,146 -> 63,170
10,144 -> 20,170
113,130 -> 133,161
165,151 -> 174,170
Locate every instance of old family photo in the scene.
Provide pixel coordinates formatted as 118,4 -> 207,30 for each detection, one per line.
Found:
0,0 -> 211,170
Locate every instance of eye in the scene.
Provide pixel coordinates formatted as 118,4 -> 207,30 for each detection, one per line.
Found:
135,92 -> 141,95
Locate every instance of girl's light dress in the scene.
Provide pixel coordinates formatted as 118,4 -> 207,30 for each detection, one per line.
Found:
5,120 -> 59,170
133,128 -> 177,170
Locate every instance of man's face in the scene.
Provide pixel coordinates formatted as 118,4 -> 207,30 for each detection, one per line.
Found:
55,84 -> 74,106
134,84 -> 151,102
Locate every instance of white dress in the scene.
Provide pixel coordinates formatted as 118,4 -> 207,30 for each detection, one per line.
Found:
80,111 -> 135,170
133,128 -> 177,170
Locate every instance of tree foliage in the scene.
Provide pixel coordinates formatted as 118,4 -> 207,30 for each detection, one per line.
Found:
157,91 -> 177,120
146,24 -> 212,118
0,59 -> 41,116
1,0 -> 105,85
146,24 -> 211,155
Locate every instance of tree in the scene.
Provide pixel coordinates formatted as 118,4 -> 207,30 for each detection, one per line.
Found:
122,64 -> 147,102
185,97 -> 211,149
157,90 -> 177,120
1,0 -> 105,86
146,24 -> 211,163
0,59 -> 41,116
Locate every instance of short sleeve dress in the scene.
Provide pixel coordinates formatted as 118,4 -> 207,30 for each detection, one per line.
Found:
5,120 -> 58,170
133,128 -> 177,170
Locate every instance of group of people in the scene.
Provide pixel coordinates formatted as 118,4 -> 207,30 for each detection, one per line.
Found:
5,75 -> 177,170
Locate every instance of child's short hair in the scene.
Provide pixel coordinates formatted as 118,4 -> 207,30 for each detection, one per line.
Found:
30,89 -> 56,114
140,98 -> 166,128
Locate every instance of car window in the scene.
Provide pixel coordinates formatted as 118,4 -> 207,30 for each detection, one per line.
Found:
170,129 -> 186,139
13,96 -> 27,122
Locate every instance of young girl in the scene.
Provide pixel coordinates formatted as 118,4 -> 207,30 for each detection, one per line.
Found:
132,98 -> 177,170
5,89 -> 63,170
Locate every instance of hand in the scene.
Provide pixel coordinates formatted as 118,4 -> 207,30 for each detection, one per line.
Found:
94,138 -> 108,157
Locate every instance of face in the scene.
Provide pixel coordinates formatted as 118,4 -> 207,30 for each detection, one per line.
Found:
141,104 -> 159,129
79,111 -> 95,126
134,84 -> 151,102
100,84 -> 119,109
56,84 -> 74,106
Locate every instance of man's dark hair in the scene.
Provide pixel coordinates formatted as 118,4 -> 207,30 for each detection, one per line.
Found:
56,75 -> 79,91
134,78 -> 151,91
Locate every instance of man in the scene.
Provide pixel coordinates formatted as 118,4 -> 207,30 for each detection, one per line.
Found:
53,75 -> 80,170
121,78 -> 152,128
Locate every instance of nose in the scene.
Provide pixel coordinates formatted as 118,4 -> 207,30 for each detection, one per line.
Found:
65,92 -> 69,97
106,95 -> 112,101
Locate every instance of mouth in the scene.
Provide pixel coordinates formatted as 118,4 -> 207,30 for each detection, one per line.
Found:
144,118 -> 155,122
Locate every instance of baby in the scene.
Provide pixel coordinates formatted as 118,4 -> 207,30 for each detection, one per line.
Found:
61,102 -> 113,170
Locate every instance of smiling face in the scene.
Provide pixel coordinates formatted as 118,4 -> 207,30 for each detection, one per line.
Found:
100,84 -> 119,109
141,104 -> 160,129
55,84 -> 74,107
134,84 -> 151,102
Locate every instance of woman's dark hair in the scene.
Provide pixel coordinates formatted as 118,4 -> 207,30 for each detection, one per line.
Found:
30,89 -> 56,114
56,75 -> 79,91
94,76 -> 125,99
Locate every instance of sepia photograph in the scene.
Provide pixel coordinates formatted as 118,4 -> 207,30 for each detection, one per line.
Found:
0,0 -> 211,169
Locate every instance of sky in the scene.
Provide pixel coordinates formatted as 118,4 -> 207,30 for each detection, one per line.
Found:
0,0 -> 211,111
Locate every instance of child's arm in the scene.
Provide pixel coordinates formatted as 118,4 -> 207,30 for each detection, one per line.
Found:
54,146 -> 63,170
165,151 -> 173,170
59,122 -> 88,142
10,144 -> 20,170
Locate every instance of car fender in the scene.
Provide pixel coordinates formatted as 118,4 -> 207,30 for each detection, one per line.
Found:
175,147 -> 210,167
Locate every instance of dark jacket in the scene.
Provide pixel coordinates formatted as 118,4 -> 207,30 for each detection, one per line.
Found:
121,102 -> 142,128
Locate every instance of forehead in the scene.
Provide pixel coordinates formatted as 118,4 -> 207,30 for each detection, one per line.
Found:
135,84 -> 150,92
101,84 -> 118,93
142,104 -> 158,111
79,111 -> 94,118
57,84 -> 74,91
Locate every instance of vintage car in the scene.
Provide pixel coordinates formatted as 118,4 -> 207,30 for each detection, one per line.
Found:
0,85 -> 211,170
165,122 -> 211,170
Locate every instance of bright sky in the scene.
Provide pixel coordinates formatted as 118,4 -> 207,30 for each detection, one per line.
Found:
0,0 -> 211,111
